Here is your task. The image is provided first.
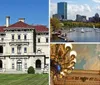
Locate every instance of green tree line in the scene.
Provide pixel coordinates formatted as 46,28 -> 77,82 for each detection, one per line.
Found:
62,21 -> 100,28
50,17 -> 100,32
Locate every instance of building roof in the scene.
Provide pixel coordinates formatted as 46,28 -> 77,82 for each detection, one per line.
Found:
0,26 -> 6,32
0,21 -> 48,32
8,21 -> 33,28
33,25 -> 48,32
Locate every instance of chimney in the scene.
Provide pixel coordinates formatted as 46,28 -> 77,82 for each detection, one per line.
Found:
6,16 -> 10,27
19,18 -> 25,22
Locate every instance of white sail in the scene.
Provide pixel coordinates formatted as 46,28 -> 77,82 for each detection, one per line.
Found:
70,29 -> 72,32
93,25 -> 97,30
81,28 -> 84,33
93,25 -> 95,29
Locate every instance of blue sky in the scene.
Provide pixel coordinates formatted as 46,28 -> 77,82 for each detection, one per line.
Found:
0,0 -> 49,26
51,0 -> 100,20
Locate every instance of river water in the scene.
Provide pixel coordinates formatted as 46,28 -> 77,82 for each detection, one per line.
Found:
62,27 -> 100,42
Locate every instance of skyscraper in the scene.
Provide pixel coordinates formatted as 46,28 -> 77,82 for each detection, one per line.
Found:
57,2 -> 67,20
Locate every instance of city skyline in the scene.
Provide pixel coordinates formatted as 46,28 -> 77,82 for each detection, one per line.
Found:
0,0 -> 49,26
51,0 -> 100,20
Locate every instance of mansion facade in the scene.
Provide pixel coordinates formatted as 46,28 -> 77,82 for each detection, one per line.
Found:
0,16 -> 49,73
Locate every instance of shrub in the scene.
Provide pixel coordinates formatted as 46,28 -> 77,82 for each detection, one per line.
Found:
27,66 -> 35,74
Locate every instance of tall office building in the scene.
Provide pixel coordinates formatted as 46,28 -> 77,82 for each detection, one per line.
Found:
57,2 -> 67,20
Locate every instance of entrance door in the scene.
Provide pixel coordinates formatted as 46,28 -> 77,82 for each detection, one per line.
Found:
36,59 -> 41,69
17,60 -> 22,71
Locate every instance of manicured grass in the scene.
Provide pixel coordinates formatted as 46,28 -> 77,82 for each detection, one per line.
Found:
0,74 -> 48,85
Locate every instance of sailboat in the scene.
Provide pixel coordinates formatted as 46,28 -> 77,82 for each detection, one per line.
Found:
93,25 -> 95,29
93,25 -> 97,30
70,29 -> 72,32
81,28 -> 84,33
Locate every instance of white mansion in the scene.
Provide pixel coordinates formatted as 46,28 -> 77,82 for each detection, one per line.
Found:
0,16 -> 49,73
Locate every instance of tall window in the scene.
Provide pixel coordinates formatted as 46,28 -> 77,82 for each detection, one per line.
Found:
24,35 -> 27,40
38,38 -> 40,43
24,47 -> 27,53
12,48 -> 14,53
0,46 -> 3,53
18,35 -> 21,40
1,38 -> 4,41
0,60 -> 2,68
12,34 -> 14,40
12,63 -> 14,69
17,45 -> 21,54
24,63 -> 27,69
46,38 -> 48,43
17,60 -> 22,71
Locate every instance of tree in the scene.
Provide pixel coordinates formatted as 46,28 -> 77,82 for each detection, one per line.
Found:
50,18 -> 62,31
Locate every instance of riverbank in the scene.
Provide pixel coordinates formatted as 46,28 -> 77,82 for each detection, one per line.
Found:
51,29 -> 74,42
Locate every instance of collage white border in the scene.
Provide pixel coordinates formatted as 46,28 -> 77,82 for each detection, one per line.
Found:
48,0 -> 100,85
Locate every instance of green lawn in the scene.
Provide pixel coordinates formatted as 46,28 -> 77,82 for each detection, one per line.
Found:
0,74 -> 48,85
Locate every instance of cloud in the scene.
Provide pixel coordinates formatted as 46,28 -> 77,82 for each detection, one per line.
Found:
50,3 -> 92,20
51,0 -> 75,3
92,0 -> 100,3
67,4 -> 92,20
50,3 -> 57,17
96,5 -> 100,11
83,56 -> 100,70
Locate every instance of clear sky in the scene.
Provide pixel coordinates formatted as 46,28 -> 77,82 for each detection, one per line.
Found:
0,0 -> 49,26
51,0 -> 100,20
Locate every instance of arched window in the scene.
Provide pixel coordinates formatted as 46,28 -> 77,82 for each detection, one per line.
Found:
17,59 -> 22,71
0,60 -> 2,68
36,60 -> 41,69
